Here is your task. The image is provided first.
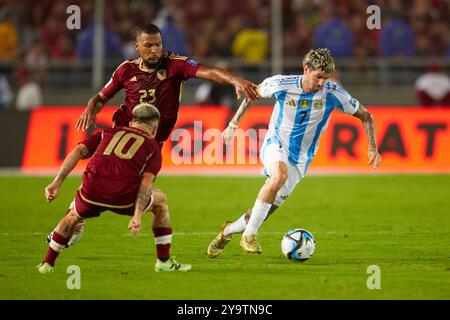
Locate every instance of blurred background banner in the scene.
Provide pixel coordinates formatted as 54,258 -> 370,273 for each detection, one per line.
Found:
1,0 -> 449,174
17,105 -> 450,174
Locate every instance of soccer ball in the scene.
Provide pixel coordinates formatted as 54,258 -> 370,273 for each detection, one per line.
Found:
281,229 -> 315,262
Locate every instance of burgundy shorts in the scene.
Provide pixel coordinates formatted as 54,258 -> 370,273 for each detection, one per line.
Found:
71,190 -> 153,219
112,104 -> 131,127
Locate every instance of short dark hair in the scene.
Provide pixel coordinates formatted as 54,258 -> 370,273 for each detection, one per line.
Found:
136,23 -> 161,38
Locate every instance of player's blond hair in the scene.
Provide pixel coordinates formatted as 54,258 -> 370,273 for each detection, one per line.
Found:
132,103 -> 160,125
303,48 -> 336,74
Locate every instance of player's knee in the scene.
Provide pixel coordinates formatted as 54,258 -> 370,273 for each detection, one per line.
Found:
65,211 -> 81,226
268,173 -> 288,191
153,191 -> 168,209
151,190 -> 169,217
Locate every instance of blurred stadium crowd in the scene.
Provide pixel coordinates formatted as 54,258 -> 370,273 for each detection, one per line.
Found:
0,0 -> 449,110
0,0 -> 448,64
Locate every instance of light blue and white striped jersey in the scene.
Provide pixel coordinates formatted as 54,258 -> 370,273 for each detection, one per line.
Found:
259,74 -> 360,170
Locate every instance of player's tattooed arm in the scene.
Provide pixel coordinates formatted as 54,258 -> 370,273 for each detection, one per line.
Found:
229,98 -> 252,128
352,104 -> 381,168
135,187 -> 151,214
130,173 -> 155,235
79,146 -> 90,159
134,173 -> 154,215
222,98 -> 252,145
76,92 -> 109,131
353,104 -> 377,150
54,145 -> 89,185
87,92 -> 109,114
45,144 -> 89,202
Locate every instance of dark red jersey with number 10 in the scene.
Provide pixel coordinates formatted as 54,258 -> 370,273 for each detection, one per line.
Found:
78,126 -> 162,207
101,52 -> 202,143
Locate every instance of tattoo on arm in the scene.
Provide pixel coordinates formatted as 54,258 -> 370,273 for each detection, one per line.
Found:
230,99 -> 252,126
54,147 -> 85,184
87,94 -> 107,113
356,106 -> 377,150
54,162 -> 72,184
135,184 -> 151,213
364,118 -> 377,150
80,146 -> 90,159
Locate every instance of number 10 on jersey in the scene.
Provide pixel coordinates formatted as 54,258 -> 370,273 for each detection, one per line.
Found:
103,131 -> 145,159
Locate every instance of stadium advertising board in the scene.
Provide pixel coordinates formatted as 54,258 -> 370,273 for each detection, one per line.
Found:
22,106 -> 450,174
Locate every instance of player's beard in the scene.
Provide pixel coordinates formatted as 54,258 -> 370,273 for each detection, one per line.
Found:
143,59 -> 160,69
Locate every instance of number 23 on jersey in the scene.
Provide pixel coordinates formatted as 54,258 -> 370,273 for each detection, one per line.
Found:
139,89 -> 156,103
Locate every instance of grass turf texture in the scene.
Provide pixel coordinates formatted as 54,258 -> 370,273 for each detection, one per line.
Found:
0,175 -> 449,300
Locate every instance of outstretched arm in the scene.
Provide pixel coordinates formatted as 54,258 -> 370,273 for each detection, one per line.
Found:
195,66 -> 259,102
128,172 -> 155,235
45,144 -> 91,202
222,98 -> 253,145
352,105 -> 381,168
76,92 -> 109,132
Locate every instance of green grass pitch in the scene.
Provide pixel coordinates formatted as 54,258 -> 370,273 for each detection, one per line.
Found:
0,174 -> 449,300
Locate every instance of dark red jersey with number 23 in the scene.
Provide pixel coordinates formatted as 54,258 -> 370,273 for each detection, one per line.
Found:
101,52 -> 202,143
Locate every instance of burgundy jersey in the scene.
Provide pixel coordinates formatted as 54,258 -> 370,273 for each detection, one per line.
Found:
79,126 -> 162,207
101,51 -> 202,143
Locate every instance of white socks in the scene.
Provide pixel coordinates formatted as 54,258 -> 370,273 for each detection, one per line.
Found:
67,221 -> 85,247
243,199 -> 271,236
223,214 -> 247,237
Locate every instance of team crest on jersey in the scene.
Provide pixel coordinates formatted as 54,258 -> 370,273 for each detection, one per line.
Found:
157,69 -> 167,81
313,100 -> 324,110
300,99 -> 310,109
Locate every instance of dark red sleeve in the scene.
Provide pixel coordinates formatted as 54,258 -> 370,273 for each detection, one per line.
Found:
143,142 -> 162,176
79,131 -> 102,156
101,62 -> 126,99
176,58 -> 202,80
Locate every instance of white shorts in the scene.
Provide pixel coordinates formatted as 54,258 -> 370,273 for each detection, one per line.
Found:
260,143 -> 306,207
